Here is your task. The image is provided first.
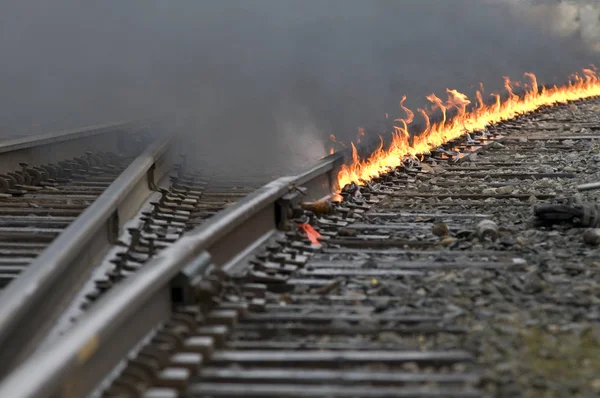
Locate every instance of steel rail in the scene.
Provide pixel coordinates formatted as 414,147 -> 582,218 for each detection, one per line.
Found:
0,152 -> 345,398
0,131 -> 174,379
0,121 -> 137,175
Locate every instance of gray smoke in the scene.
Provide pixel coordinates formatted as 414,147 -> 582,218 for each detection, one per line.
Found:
508,0 -> 600,53
0,1 -> 598,175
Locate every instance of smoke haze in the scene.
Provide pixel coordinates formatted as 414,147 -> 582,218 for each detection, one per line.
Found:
508,0 -> 600,53
1,0 -> 598,174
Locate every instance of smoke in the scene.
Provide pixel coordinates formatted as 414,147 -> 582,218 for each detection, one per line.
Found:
507,1 -> 600,53
0,1 -> 598,175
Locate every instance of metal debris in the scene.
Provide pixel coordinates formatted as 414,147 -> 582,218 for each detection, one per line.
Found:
475,220 -> 499,241
300,199 -> 333,215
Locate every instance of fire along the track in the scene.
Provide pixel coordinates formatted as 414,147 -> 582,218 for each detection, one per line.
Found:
336,69 -> 600,188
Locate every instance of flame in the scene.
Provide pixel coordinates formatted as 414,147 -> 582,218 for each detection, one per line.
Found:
356,127 -> 365,143
298,223 -> 322,245
328,134 -> 345,156
329,134 -> 346,148
337,69 -> 600,187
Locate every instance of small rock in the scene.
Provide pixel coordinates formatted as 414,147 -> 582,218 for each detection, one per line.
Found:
432,223 -> 449,237
583,229 -> 600,246
338,227 -> 358,237
495,362 -> 513,374
523,272 -> 544,294
482,187 -> 497,195
403,362 -> 420,372
441,236 -> 458,246
279,294 -> 293,304
515,236 -> 530,246
496,185 -> 514,195
420,163 -> 435,173
499,236 -> 515,247
456,229 -> 474,239
378,332 -> 404,345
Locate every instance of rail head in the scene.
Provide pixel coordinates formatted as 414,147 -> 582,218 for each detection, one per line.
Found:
0,121 -> 146,177
0,121 -> 136,154
0,133 -> 175,378
0,151 -> 346,398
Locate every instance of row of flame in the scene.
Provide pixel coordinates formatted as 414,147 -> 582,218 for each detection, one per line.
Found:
329,68 -> 600,188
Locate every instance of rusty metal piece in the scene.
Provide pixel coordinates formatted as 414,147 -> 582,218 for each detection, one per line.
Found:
300,199 -> 333,215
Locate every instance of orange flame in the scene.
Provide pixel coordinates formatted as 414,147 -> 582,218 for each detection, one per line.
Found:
298,223 -> 322,245
329,134 -> 347,149
337,69 -> 600,187
356,127 -> 365,143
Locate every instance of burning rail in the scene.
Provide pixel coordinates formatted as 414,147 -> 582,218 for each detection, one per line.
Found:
336,69 -> 600,187
1,72 -> 600,397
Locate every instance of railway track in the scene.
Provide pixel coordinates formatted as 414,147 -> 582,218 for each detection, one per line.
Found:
0,152 -> 132,289
0,122 -> 273,378
0,122 -> 179,376
2,98 -> 600,397
42,171 -> 269,344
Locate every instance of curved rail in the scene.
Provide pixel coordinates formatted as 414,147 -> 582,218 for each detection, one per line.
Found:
0,152 -> 344,397
0,129 -> 174,378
